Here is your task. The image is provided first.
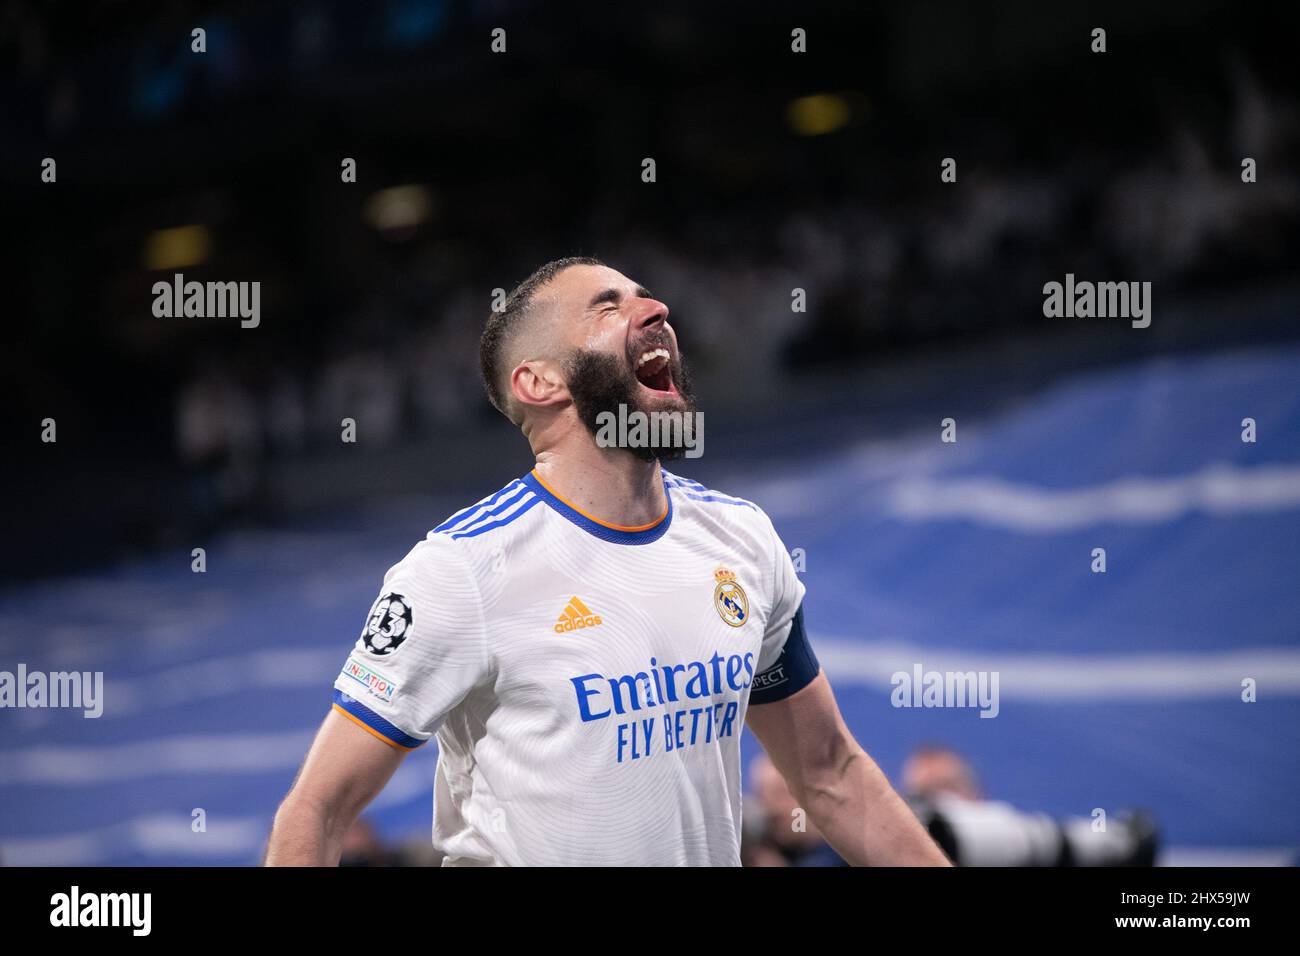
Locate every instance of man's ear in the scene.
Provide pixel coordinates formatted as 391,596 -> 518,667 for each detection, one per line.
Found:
510,360 -> 569,412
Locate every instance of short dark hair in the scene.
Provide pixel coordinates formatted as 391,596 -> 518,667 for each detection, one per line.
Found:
480,256 -> 604,421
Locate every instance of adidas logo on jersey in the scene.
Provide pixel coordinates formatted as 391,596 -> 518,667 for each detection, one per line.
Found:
555,596 -> 603,634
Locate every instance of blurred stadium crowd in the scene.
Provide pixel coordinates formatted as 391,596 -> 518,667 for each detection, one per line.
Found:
5,5 -> 1297,579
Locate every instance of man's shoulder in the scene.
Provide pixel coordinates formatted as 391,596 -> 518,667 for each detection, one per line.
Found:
663,469 -> 782,546
382,477 -> 541,579
663,469 -> 766,520
426,476 -> 543,544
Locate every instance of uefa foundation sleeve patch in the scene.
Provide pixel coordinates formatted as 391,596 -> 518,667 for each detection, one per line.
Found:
340,656 -> 401,704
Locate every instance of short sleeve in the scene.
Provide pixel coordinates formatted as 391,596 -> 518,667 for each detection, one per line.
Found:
332,536 -> 489,749
756,513 -> 807,674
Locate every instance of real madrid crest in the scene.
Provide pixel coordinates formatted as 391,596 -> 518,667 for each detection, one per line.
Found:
713,566 -> 749,627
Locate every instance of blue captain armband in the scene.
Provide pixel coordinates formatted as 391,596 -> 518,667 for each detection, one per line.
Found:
749,604 -> 820,705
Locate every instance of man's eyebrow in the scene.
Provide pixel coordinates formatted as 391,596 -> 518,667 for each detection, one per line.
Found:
587,286 -> 654,309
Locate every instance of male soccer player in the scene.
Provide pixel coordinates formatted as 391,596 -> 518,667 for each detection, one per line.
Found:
265,257 -> 950,866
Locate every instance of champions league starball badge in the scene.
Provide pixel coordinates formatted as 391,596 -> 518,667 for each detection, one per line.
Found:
713,567 -> 748,627
361,592 -> 414,656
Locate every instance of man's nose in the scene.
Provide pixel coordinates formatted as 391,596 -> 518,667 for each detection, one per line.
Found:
635,298 -> 669,330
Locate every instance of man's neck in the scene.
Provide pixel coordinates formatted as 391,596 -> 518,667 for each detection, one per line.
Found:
533,441 -> 667,529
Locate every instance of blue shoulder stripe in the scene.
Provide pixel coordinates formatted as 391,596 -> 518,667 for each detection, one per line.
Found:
434,479 -> 525,533
443,483 -> 531,536
673,490 -> 758,510
450,492 -> 542,539
662,471 -> 758,510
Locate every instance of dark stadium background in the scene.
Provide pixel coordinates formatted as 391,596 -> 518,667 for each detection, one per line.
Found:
1,0 -> 1298,865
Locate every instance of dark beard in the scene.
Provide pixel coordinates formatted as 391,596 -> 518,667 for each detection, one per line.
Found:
566,347 -> 699,462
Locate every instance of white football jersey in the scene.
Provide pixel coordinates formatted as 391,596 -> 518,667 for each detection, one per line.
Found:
332,467 -> 807,866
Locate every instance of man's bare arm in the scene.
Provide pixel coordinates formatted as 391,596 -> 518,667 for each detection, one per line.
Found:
264,708 -> 409,866
746,671 -> 951,866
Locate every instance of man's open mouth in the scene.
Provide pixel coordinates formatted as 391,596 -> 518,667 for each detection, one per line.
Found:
634,347 -> 676,394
